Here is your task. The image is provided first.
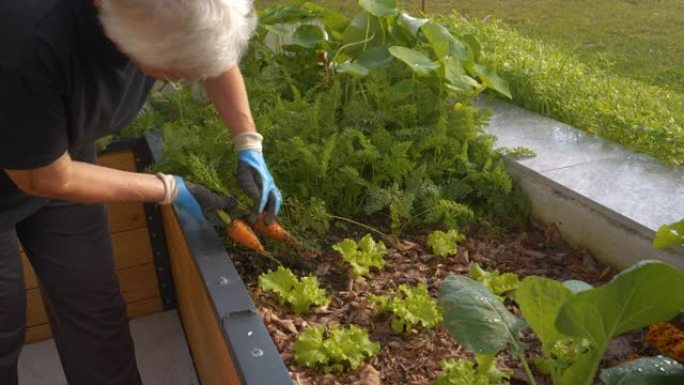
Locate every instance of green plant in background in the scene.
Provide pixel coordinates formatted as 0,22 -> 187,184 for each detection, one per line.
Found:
469,263 -> 519,300
653,219 -> 684,250
436,354 -> 510,385
258,266 -> 329,313
426,229 -> 465,257
439,260 -> 684,385
447,15 -> 684,167
370,283 -> 441,333
140,0 -> 530,238
294,324 -> 380,372
332,234 -> 387,277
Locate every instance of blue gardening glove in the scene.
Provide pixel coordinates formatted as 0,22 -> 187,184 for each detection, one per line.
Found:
236,150 -> 282,225
169,175 -> 237,226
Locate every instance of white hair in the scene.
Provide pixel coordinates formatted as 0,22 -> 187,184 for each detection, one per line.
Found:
98,0 -> 257,79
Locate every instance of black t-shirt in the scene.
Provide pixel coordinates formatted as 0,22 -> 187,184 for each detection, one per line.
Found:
0,0 -> 154,226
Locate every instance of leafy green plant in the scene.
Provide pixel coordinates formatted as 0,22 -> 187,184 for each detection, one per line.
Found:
653,219 -> 684,250
599,356 -> 684,385
143,0 -> 531,239
439,260 -> 684,385
437,354 -> 510,385
469,263 -> 520,300
332,234 -> 387,276
427,229 -> 466,257
370,283 -> 441,333
438,275 -> 535,383
447,15 -> 684,166
258,266 -> 329,313
294,324 -> 380,373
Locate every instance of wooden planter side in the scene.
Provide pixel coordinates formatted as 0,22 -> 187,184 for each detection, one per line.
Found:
161,205 -> 241,385
23,148 -> 166,343
160,204 -> 293,385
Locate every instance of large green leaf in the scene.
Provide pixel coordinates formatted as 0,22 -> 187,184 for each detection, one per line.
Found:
342,11 -> 383,53
335,62 -> 370,77
558,261 -> 684,344
388,46 -> 439,76
470,64 -> 512,99
600,356 -> 684,385
292,24 -> 325,48
438,275 -> 526,354
301,3 -> 349,39
421,22 -> 450,59
443,56 -> 466,84
653,219 -> 684,249
517,276 -> 572,352
389,79 -> 415,100
359,0 -> 399,17
420,22 -> 468,61
563,280 -> 593,293
556,261 -> 684,385
396,12 -> 428,36
357,46 -> 393,69
461,33 -> 481,62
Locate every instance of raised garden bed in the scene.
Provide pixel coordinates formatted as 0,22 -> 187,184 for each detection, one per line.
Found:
128,1 -> 684,384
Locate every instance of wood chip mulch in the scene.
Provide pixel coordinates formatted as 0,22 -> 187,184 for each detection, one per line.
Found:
230,221 -> 657,385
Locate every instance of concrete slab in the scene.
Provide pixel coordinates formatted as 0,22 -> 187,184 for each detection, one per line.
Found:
481,97 -> 684,270
484,98 -> 626,172
542,155 -> 684,232
18,310 -> 199,385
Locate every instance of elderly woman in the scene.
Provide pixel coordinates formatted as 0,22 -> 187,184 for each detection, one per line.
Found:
0,0 -> 279,384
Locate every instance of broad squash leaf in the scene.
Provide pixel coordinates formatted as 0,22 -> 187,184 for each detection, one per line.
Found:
396,12 -> 428,36
470,63 -> 512,99
359,0 -> 398,17
335,62 -> 370,77
389,46 -> 439,76
291,24 -> 325,48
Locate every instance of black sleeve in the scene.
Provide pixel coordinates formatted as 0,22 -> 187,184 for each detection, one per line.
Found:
0,69 -> 69,170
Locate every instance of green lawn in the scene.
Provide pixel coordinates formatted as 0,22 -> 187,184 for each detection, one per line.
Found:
256,0 -> 684,94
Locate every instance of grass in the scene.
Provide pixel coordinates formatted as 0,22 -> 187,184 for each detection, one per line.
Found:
256,0 -> 684,94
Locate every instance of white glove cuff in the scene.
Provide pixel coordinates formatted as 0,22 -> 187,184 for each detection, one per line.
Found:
232,132 -> 263,153
156,173 -> 179,205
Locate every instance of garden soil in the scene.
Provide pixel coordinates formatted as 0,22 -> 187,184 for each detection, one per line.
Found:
231,221 -> 659,385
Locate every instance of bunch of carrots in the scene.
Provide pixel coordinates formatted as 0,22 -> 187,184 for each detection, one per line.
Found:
217,210 -> 300,257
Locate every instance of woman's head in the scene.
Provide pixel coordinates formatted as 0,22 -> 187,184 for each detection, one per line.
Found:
98,0 -> 256,80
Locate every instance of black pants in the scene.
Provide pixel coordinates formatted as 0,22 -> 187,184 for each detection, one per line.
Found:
0,201 -> 142,385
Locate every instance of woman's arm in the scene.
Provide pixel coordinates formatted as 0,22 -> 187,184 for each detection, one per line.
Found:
201,66 -> 257,136
5,151 -> 166,203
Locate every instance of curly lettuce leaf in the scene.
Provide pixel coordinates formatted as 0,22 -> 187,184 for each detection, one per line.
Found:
294,325 -> 379,373
259,266 -> 329,313
427,229 -> 466,257
333,234 -> 387,276
469,263 -> 520,299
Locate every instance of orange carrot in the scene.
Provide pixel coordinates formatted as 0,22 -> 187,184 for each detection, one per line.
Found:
252,213 -> 301,249
227,218 -> 266,254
